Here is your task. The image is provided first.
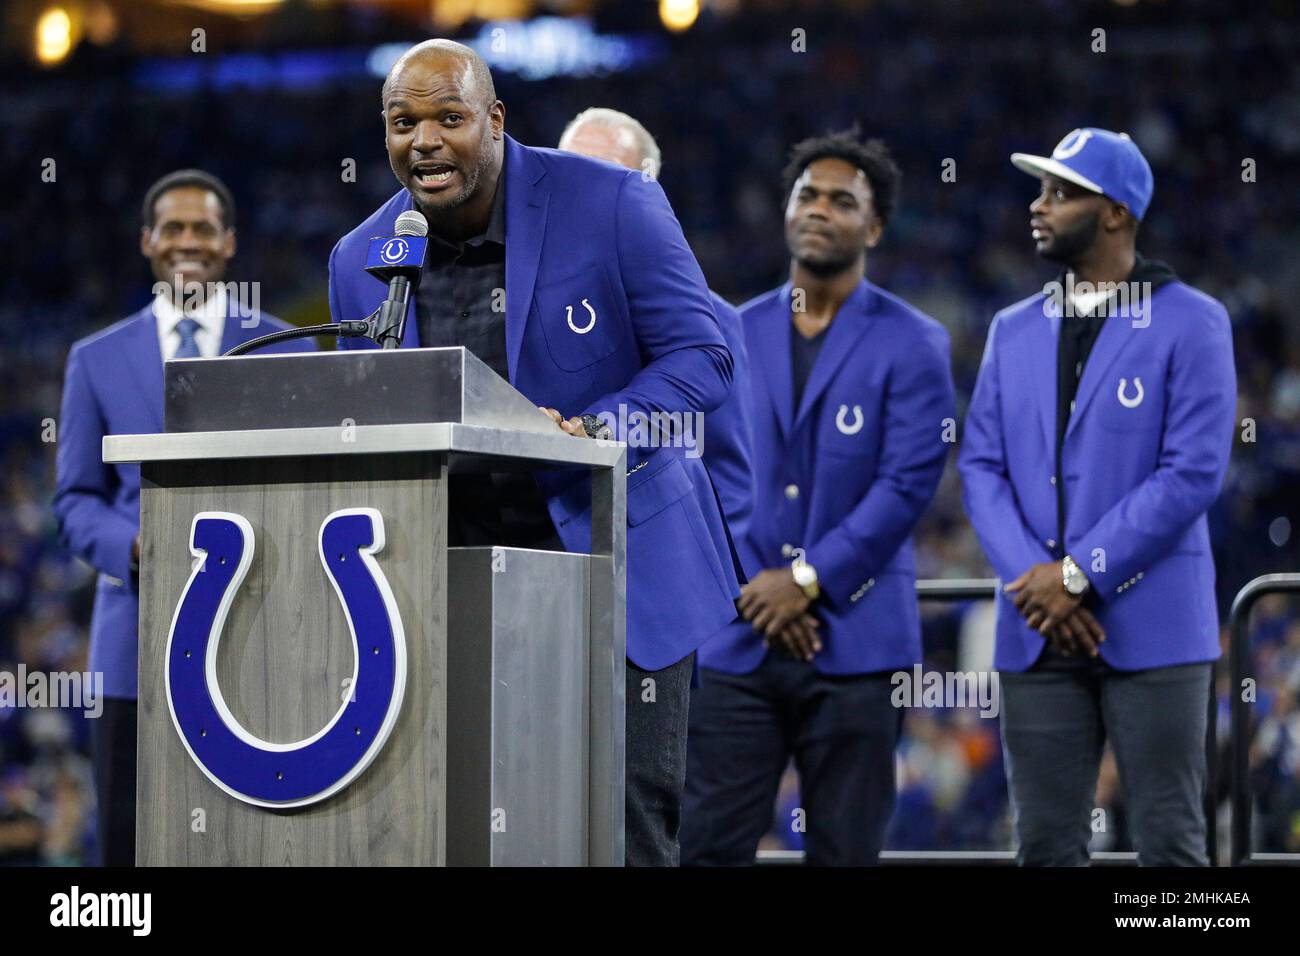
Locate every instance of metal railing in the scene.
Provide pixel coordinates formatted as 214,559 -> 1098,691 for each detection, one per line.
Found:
1229,572 -> 1300,866
754,574 -> 1257,867
892,579 -> 1142,865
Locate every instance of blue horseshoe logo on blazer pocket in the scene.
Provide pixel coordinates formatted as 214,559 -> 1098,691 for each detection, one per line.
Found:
165,508 -> 406,808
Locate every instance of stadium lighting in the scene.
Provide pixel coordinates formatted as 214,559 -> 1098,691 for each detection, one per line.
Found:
35,7 -> 76,67
166,0 -> 287,13
659,0 -> 699,33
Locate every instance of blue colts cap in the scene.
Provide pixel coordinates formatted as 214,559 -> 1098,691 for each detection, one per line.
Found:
1011,127 -> 1155,221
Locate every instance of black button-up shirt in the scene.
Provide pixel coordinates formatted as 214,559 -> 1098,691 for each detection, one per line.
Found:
416,180 -> 510,379
414,181 -> 559,549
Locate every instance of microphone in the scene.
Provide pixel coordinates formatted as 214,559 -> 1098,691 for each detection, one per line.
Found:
365,210 -> 429,350
227,210 -> 429,357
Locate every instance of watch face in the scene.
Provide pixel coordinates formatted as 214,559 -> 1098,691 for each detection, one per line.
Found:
1064,567 -> 1086,595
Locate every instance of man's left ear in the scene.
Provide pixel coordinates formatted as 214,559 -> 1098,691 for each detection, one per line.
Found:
223,228 -> 236,259
491,100 -> 505,138
1105,202 -> 1131,232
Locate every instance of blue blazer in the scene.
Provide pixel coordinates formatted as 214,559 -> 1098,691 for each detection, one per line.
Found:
327,135 -> 742,669
703,291 -> 756,573
958,282 -> 1236,672
699,280 -> 956,675
53,306 -> 314,699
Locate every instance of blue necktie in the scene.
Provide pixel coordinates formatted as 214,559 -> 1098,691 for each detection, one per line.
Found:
174,317 -> 201,359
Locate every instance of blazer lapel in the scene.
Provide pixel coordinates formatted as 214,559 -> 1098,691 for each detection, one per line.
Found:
1066,309 -> 1139,440
123,306 -> 166,433
792,280 -> 877,430
1030,295 -> 1060,456
504,135 -> 548,383
749,284 -> 795,439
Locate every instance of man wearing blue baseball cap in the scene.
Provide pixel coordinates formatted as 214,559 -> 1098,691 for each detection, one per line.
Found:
959,128 -> 1237,864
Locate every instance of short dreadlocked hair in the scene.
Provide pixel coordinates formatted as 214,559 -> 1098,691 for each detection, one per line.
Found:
781,128 -> 902,227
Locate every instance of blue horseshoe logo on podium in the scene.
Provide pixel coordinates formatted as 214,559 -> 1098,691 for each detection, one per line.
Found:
164,508 -> 406,808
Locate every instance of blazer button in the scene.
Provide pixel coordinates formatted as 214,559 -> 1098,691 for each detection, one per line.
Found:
1050,475 -> 1057,486
781,543 -> 794,557
1046,538 -> 1056,549
784,484 -> 800,500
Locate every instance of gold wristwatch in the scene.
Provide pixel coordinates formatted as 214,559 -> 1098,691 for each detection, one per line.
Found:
1061,554 -> 1090,596
792,561 -> 820,600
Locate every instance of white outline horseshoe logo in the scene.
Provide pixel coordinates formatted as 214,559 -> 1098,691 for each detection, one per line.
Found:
379,238 -> 409,264
566,299 -> 597,334
835,404 -> 865,436
1052,129 -> 1093,160
1117,377 -> 1144,409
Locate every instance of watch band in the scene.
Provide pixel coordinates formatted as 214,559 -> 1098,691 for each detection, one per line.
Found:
1062,554 -> 1090,596
792,561 -> 820,601
579,414 -> 612,441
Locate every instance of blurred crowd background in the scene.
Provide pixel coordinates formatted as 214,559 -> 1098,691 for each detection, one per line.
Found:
2,0 -> 1298,864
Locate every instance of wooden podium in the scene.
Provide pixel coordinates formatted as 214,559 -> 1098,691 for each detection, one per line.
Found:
102,347 -> 626,866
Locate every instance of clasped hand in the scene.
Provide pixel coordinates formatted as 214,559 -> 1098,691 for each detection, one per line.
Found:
1004,561 -> 1106,657
738,568 -> 821,662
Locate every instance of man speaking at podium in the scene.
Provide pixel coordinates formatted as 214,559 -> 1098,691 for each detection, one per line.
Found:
328,40 -> 741,865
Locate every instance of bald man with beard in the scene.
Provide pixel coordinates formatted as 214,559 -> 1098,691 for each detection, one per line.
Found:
328,40 -> 743,865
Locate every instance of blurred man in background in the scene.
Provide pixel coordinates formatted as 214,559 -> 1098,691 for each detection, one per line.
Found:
329,40 -> 740,865
681,130 -> 955,865
558,106 -> 756,592
53,170 -> 312,865
959,129 -> 1236,865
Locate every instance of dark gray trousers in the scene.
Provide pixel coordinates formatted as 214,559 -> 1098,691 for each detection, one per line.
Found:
625,652 -> 695,867
999,660 -> 1212,866
90,697 -> 137,867
679,655 -> 902,866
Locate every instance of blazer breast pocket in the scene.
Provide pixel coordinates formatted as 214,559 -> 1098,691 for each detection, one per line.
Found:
818,398 -> 879,459
1095,366 -> 1165,434
535,265 -> 624,372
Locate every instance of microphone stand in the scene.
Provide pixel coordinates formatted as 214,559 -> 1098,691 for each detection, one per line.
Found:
222,286 -> 410,357
223,318 -> 374,357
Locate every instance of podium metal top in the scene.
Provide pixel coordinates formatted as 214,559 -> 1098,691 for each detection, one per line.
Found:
164,346 -> 560,436
103,422 -> 625,469
107,345 -> 626,470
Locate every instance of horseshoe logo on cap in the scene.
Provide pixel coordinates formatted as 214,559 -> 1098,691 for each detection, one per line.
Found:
835,404 -> 865,435
1053,129 -> 1094,160
1117,377 -> 1144,409
566,299 -> 597,334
